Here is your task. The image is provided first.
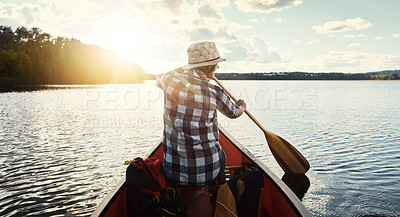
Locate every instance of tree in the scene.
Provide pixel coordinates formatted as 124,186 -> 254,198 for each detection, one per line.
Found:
15,26 -> 30,43
0,25 -> 16,50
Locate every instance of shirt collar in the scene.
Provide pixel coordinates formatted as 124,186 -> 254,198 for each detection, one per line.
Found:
183,69 -> 201,79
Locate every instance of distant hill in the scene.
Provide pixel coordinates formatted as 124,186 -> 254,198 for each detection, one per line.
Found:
215,70 -> 400,80
0,25 -> 149,87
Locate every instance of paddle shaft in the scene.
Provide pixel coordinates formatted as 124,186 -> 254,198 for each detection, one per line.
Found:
213,76 -> 267,132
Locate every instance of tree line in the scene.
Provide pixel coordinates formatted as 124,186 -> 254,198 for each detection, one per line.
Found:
215,70 -> 400,80
0,25 -> 147,87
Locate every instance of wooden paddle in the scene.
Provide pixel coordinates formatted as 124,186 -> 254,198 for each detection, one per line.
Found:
213,76 -> 310,174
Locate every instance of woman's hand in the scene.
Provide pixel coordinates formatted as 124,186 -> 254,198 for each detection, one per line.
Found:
236,99 -> 246,117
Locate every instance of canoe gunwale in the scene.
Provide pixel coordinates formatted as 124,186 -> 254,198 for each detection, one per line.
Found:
218,127 -> 311,217
91,178 -> 126,217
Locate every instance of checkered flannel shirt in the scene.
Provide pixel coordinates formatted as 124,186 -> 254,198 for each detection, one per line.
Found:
156,69 -> 242,186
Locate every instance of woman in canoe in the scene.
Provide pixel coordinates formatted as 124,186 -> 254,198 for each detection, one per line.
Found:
156,41 -> 247,217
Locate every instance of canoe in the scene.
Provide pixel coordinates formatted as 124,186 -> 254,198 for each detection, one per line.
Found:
91,126 -> 311,217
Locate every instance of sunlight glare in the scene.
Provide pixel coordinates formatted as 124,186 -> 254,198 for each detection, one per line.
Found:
95,17 -> 154,66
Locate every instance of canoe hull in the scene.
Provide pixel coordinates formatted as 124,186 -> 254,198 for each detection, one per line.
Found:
91,127 -> 311,217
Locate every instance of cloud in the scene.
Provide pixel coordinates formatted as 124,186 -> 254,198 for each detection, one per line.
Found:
123,0 -> 238,43
0,2 -> 45,26
123,0 -> 187,26
308,40 -> 319,45
197,4 -> 223,19
343,34 -> 366,38
348,43 -> 360,48
184,27 -> 236,42
313,51 -> 400,72
393,34 -> 400,38
126,0 -> 185,18
37,0 -> 98,14
374,36 -> 384,40
291,40 -> 319,45
262,17 -> 267,22
235,0 -> 302,13
312,17 -> 372,34
248,35 -> 290,63
0,1 -> 111,38
222,35 -> 290,64
275,17 -> 282,23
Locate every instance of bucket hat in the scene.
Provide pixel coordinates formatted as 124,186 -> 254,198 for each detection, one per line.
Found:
182,41 -> 226,69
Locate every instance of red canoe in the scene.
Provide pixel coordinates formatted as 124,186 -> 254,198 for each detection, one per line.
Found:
91,127 -> 311,217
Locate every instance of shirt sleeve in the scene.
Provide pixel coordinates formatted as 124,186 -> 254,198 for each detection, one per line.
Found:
216,87 -> 241,119
156,73 -> 166,90
156,70 -> 179,90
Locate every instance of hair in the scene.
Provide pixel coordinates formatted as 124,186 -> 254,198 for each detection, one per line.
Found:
194,64 -> 218,81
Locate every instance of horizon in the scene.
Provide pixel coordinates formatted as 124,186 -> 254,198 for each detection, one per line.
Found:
216,69 -> 400,74
1,0 -> 400,74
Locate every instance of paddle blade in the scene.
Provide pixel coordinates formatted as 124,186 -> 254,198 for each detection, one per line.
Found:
264,131 -> 310,174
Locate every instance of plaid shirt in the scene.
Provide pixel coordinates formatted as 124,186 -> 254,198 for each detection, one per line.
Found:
156,69 -> 241,186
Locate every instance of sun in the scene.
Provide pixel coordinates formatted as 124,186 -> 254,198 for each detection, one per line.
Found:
90,15 -> 183,75
93,17 -> 154,66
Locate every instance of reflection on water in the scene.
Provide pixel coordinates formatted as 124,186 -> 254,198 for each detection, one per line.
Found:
0,83 -> 163,216
1,81 -> 400,216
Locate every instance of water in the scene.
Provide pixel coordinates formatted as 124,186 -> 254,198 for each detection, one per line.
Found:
0,81 -> 399,216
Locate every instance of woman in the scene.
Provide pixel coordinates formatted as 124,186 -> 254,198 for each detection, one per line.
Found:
156,41 -> 246,217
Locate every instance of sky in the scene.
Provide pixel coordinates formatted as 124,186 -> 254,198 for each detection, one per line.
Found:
1,0 -> 400,74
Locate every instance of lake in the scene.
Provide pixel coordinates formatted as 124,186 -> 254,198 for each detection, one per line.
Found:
0,81 -> 399,216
